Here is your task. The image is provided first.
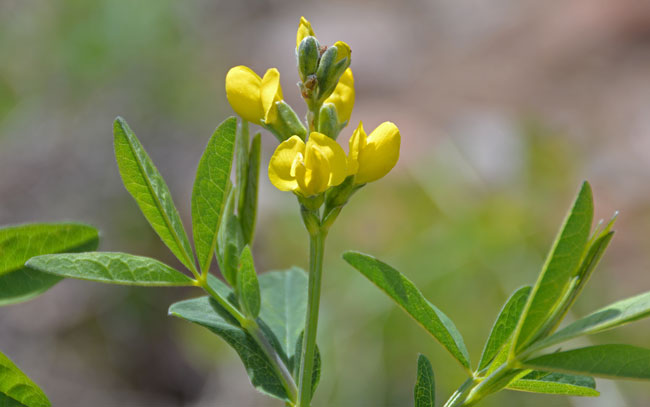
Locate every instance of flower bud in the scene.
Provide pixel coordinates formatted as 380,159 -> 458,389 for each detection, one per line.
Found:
266,100 -> 307,142
317,103 -> 339,140
316,41 -> 351,102
298,36 -> 320,83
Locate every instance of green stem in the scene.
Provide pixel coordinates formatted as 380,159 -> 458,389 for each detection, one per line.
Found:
442,377 -> 477,407
297,229 -> 327,406
198,276 -> 246,325
198,277 -> 298,404
443,359 -> 522,407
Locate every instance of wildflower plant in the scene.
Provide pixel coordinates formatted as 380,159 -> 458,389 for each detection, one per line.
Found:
15,16 -> 399,407
1,15 -> 648,407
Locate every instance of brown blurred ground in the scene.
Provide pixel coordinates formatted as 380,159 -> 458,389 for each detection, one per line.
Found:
1,0 -> 650,406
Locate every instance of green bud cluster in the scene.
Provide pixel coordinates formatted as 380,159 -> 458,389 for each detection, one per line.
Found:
297,38 -> 351,110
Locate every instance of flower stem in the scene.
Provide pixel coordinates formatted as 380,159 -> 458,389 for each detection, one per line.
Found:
297,228 -> 327,406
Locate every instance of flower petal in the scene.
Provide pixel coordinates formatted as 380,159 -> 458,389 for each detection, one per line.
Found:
296,16 -> 316,48
269,136 -> 305,191
324,68 -> 355,125
347,121 -> 367,176
225,66 -> 264,125
299,145 -> 331,196
307,132 -> 348,187
333,41 -> 351,64
261,68 -> 283,125
356,122 -> 400,184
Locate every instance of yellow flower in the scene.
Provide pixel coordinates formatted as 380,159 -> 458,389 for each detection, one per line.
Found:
296,16 -> 316,48
269,132 -> 348,197
348,121 -> 400,184
225,66 -> 283,126
323,68 -> 355,124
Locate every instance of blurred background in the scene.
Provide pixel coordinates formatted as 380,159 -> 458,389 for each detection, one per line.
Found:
1,0 -> 650,406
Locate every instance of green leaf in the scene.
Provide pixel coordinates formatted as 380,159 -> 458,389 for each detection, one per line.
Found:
240,133 -> 261,245
0,350 -> 50,407
256,268 -> 321,393
26,252 -> 194,286
237,246 -> 261,318
520,371 -> 596,387
541,229 -> 615,339
414,354 -> 435,407
235,119 -> 249,218
113,117 -> 196,272
291,331 -> 321,395
478,286 -> 531,371
0,392 -> 28,407
523,344 -> 650,380
220,213 -> 244,287
191,117 -> 237,274
533,290 -> 650,351
169,296 -> 289,401
216,185 -> 235,269
515,182 -> 594,351
0,223 -> 99,306
507,372 -> 599,397
258,268 -> 308,359
343,251 -> 470,369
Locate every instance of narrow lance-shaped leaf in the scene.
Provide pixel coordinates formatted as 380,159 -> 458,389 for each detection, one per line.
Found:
0,223 -> 99,306
540,228 -> 615,338
240,132 -> 261,245
113,117 -> 196,272
532,290 -> 650,351
236,246 -> 260,318
343,251 -> 470,369
169,296 -> 289,402
523,344 -> 650,380
478,286 -> 531,371
414,354 -> 435,407
26,252 -> 194,287
191,117 -> 237,274
507,372 -> 599,397
0,350 -> 50,407
514,182 -> 594,351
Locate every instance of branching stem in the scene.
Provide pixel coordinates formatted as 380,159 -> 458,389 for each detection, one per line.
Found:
197,277 -> 299,405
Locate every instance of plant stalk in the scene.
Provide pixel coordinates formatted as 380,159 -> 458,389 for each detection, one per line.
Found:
442,377 -> 477,407
297,229 -> 327,406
